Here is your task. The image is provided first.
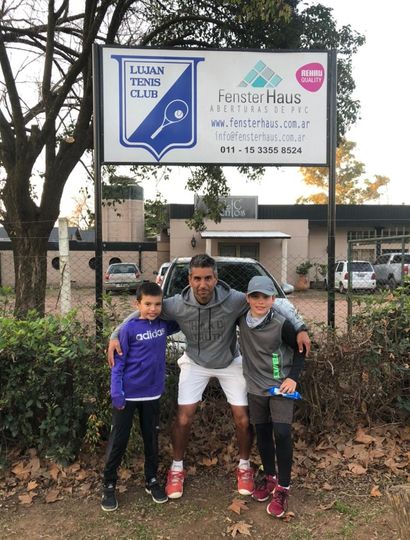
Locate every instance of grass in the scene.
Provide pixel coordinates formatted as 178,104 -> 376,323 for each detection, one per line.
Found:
333,500 -> 359,518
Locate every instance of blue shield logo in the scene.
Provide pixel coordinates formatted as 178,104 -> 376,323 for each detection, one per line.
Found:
112,54 -> 204,161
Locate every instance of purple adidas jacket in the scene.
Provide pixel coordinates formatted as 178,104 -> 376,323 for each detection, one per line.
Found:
111,317 -> 179,408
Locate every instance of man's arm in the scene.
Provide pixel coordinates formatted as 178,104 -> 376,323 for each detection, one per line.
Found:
274,297 -> 311,355
279,319 -> 305,394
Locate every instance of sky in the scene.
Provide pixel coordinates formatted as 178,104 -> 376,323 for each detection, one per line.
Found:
61,0 -> 410,215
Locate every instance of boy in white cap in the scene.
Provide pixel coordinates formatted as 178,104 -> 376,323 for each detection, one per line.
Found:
238,276 -> 305,518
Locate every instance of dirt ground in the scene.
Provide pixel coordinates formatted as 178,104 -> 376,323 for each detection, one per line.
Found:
0,466 -> 403,540
0,452 -> 410,540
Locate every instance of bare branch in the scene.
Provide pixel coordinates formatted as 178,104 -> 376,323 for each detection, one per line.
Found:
0,31 -> 26,142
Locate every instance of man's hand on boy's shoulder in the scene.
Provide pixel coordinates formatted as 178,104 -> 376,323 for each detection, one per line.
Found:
296,330 -> 310,356
107,338 -> 122,368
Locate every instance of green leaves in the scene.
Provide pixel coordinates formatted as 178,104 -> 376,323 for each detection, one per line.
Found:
0,313 -> 109,464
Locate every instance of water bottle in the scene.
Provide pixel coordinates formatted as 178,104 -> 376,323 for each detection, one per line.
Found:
268,386 -> 302,400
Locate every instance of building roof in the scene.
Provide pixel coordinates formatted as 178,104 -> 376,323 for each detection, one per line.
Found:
169,204 -> 410,228
201,231 -> 290,239
0,226 -> 95,242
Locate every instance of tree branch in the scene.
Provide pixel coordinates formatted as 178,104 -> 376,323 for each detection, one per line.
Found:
0,31 -> 26,142
140,14 -> 237,45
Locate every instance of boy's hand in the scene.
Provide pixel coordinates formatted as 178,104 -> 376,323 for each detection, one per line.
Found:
297,330 -> 310,356
107,338 -> 122,368
279,378 -> 297,394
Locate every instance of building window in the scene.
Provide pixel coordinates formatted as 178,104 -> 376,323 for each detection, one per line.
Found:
348,227 -> 410,241
109,257 -> 121,264
51,257 -> 60,270
88,257 -> 96,270
218,243 -> 259,259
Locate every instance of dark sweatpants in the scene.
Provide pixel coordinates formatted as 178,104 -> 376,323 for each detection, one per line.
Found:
103,399 -> 160,484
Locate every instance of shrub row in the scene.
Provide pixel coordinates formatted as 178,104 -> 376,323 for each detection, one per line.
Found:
298,285 -> 410,435
0,286 -> 408,463
0,313 -> 110,463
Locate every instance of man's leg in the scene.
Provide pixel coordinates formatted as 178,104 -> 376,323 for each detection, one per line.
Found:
231,404 -> 255,495
166,403 -> 198,499
171,403 -> 199,460
166,353 -> 209,499
215,357 -> 254,495
230,405 -> 252,459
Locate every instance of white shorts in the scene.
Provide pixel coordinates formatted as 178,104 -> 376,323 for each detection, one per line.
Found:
177,353 -> 248,406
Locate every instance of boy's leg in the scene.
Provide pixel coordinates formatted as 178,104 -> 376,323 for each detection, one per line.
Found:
248,394 -> 277,502
137,399 -> 160,482
102,402 -> 136,511
103,402 -> 137,484
138,399 -> 168,504
272,422 -> 293,488
255,422 -> 276,476
267,400 -> 293,518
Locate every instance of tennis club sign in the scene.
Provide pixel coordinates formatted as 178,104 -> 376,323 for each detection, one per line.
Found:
95,47 -> 330,166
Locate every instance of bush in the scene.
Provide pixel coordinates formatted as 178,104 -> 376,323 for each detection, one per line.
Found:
297,285 -> 410,435
0,312 -> 110,463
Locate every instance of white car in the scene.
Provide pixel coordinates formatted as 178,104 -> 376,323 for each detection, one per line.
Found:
155,262 -> 171,286
104,262 -> 142,292
332,260 -> 376,293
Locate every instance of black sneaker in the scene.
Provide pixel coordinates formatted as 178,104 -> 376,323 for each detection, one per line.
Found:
101,482 -> 118,512
145,478 -> 168,504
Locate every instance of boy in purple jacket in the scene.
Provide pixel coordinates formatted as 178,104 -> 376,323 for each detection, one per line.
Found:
101,282 -> 179,511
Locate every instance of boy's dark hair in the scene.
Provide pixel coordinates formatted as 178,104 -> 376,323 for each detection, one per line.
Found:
136,281 -> 163,301
189,254 -> 217,275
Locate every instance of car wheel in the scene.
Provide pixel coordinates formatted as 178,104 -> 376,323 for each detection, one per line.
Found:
388,276 -> 397,290
338,282 -> 345,294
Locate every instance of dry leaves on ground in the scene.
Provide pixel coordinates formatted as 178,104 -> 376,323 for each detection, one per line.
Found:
228,498 -> 249,515
227,520 -> 252,537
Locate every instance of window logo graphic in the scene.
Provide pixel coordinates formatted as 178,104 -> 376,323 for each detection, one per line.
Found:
239,60 -> 283,88
112,54 -> 204,161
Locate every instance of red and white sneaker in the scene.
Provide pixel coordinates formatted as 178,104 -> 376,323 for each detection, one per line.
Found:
266,485 -> 289,518
252,474 -> 277,502
236,466 -> 254,496
165,469 -> 185,499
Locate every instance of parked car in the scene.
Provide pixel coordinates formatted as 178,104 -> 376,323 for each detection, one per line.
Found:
155,262 -> 171,286
329,260 -> 376,293
162,256 -> 291,351
373,252 -> 410,289
104,262 -> 142,292
161,256 -> 290,298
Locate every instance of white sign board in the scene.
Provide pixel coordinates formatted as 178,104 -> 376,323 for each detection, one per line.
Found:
98,47 -> 329,165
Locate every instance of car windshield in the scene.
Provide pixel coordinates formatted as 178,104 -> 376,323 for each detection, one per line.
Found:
163,260 -> 282,297
392,254 -> 410,264
348,262 -> 373,272
110,265 -> 136,274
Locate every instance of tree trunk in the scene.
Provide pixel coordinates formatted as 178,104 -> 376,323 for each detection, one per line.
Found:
11,233 -> 49,318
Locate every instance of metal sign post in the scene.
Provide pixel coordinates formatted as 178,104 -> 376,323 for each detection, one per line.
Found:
327,50 -> 337,328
